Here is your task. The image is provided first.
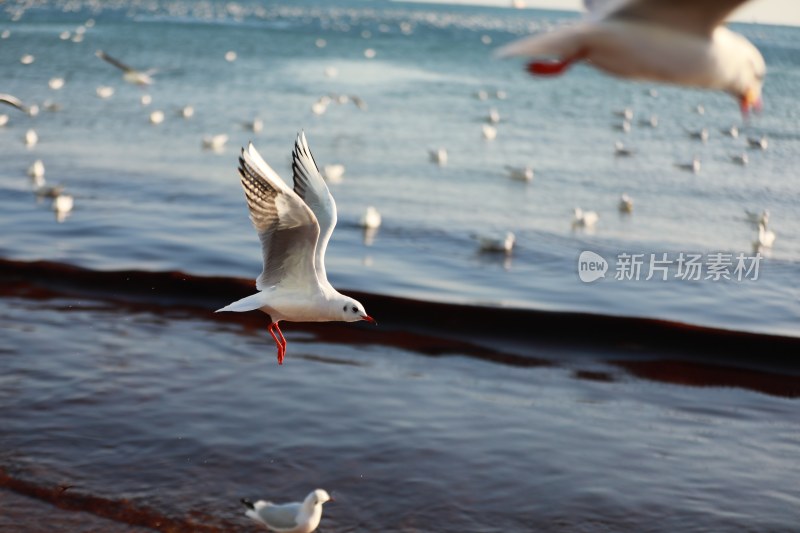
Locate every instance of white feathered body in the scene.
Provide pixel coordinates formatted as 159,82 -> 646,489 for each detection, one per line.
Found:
500,19 -> 762,97
218,287 -> 346,323
246,500 -> 323,533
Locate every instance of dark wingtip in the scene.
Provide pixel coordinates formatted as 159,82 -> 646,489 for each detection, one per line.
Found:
241,498 -> 255,510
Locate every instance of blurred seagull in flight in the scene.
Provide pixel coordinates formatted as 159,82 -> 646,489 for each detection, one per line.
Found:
96,50 -> 156,86
241,489 -> 332,533
1,93 -> 28,113
497,0 -> 766,114
216,133 -> 375,364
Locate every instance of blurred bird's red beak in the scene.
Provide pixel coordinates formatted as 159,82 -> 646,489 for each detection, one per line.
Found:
740,87 -> 762,116
361,315 -> 377,325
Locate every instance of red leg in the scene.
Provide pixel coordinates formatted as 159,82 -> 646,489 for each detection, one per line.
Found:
267,322 -> 285,365
274,322 -> 287,365
527,50 -> 586,77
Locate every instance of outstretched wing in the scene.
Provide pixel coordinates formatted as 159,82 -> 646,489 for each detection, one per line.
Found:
238,143 -> 321,291
290,132 -> 337,288
606,0 -> 752,37
95,50 -> 134,73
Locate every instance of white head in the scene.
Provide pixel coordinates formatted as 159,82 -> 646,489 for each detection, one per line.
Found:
715,27 -> 765,114
336,296 -> 376,324
303,489 -> 332,509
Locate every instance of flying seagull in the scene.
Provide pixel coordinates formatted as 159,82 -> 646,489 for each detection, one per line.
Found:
95,50 -> 156,86
497,0 -> 765,114
216,133 -> 375,364
1,93 -> 29,113
241,489 -> 332,533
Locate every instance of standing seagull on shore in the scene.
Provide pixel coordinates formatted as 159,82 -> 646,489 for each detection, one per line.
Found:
217,133 -> 375,364
496,0 -> 765,114
241,489 -> 332,533
95,50 -> 156,86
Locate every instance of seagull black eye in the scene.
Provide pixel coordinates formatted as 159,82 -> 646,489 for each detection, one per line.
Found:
351,306 -> 357,313
343,305 -> 347,312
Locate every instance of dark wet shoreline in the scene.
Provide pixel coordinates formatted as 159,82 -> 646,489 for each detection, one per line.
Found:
2,257 -> 799,363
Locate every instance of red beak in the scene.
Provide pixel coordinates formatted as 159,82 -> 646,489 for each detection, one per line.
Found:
361,315 -> 377,325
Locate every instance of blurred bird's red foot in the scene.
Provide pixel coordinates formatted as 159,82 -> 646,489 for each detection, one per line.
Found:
527,51 -> 586,76
528,60 -> 571,75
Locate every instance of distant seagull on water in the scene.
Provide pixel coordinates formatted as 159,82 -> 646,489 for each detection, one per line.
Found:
614,140 -> 633,157
573,207 -> 599,228
747,135 -> 768,150
754,222 -> 775,250
241,489 -> 332,533
52,193 -> 74,222
202,134 -> 228,152
28,159 -> 45,180
505,165 -> 534,182
149,110 -> 164,124
618,193 -> 634,213
216,134 -> 375,364
24,129 -> 38,147
676,156 -> 701,174
475,231 -> 515,254
721,125 -> 739,138
687,128 -> 709,143
96,50 -> 156,86
731,153 -> 748,166
179,105 -> 194,119
496,0 -> 766,114
323,164 -> 345,184
360,206 -> 382,229
429,148 -> 448,166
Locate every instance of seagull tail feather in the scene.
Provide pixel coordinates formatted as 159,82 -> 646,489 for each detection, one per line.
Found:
241,498 -> 255,510
216,292 -> 266,313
